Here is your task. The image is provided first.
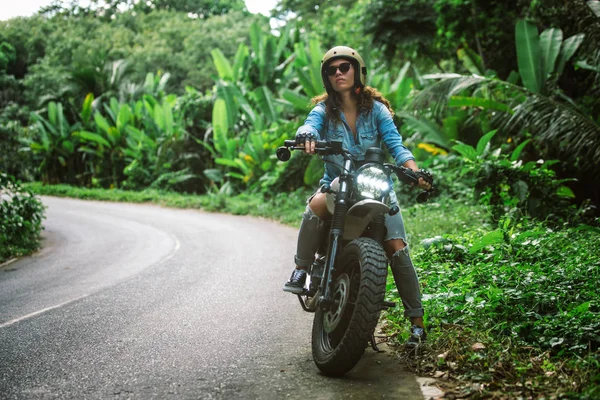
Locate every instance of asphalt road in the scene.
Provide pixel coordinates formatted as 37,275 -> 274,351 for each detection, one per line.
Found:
0,196 -> 424,399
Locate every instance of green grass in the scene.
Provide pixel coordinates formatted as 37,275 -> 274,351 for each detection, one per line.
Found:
24,182 -> 312,227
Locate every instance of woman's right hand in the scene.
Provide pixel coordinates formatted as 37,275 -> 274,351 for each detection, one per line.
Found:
296,132 -> 318,155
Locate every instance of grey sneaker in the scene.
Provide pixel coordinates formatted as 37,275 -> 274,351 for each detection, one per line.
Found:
406,325 -> 427,348
283,269 -> 307,294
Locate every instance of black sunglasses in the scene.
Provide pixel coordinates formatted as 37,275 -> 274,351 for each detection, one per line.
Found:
326,62 -> 352,76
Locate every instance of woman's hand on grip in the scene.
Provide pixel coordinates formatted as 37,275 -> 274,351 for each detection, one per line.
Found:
296,132 -> 318,155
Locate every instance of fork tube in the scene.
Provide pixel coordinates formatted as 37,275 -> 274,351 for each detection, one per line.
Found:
321,159 -> 352,307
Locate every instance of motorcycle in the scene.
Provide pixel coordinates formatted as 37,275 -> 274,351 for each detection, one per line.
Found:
277,139 -> 434,376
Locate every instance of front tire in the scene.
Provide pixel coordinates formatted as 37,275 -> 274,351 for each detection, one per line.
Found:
311,237 -> 388,376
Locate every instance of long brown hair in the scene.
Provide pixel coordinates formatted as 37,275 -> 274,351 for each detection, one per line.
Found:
311,86 -> 394,124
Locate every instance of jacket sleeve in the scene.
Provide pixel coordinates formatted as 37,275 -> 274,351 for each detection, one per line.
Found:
295,103 -> 326,140
375,102 -> 415,166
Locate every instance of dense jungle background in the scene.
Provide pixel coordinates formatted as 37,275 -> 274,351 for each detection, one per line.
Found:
1,0 -> 600,398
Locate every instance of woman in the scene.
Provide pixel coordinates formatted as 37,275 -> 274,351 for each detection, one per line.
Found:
282,46 -> 431,347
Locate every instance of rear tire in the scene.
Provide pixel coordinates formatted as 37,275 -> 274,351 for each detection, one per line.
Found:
311,237 -> 388,376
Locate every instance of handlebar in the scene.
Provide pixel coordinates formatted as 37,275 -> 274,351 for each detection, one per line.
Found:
276,140 -> 346,161
387,165 -> 434,203
276,140 -> 434,203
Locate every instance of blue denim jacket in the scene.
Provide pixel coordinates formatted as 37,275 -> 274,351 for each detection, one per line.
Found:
296,101 -> 415,186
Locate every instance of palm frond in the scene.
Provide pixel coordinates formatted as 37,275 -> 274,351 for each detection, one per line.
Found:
411,75 -> 600,176
411,75 -> 488,117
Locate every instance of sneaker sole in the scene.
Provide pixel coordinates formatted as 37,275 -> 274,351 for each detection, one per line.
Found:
282,285 -> 305,294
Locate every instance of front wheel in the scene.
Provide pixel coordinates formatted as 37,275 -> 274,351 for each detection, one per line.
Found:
311,237 -> 388,376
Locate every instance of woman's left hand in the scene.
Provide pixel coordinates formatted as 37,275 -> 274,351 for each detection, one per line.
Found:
417,176 -> 432,191
402,161 -> 433,191
415,169 -> 433,191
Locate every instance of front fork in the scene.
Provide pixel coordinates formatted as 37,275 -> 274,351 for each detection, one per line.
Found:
319,159 -> 353,311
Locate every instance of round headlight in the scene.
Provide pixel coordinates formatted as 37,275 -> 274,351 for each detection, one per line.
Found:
355,166 -> 391,199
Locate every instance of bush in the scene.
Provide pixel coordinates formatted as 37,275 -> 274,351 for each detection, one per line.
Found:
450,131 -> 582,225
417,222 -> 600,354
385,217 -> 600,397
0,173 -> 46,262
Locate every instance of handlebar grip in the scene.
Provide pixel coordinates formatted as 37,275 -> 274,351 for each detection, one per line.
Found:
394,166 -> 420,185
284,140 -> 329,150
314,140 -> 329,149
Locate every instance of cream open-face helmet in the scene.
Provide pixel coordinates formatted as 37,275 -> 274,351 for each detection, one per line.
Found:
320,46 -> 367,94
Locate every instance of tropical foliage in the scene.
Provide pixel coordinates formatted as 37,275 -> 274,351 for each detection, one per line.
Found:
2,0 -> 600,396
0,173 -> 45,262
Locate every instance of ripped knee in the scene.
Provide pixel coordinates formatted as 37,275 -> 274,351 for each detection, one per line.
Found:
384,238 -> 408,258
390,243 -> 412,267
303,204 -> 323,222
392,243 -> 409,257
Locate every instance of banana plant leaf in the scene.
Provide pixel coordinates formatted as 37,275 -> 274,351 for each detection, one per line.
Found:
212,98 -> 230,156
390,62 -> 411,93
32,112 -> 57,139
226,172 -> 245,180
393,79 -> 413,110
81,93 -> 94,123
588,1 -> 600,17
294,42 -> 308,66
274,25 -> 291,61
232,44 -> 249,82
107,127 -> 122,147
296,67 -> 320,98
215,81 -> 239,129
556,34 -> 585,76
75,130 -> 111,148
211,48 -> 234,81
260,37 -> 276,86
293,40 -> 323,97
217,81 -> 260,129
162,101 -> 174,138
516,19 -> 543,93
47,102 -> 58,127
282,89 -> 312,112
215,157 -> 242,169
107,98 -> 120,121
252,86 -> 277,125
153,102 -> 166,136
125,126 -> 156,149
308,37 -> 323,91
90,111 -> 108,133
540,28 -> 563,80
116,104 -> 131,133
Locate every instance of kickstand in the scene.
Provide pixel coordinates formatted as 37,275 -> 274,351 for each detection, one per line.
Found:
370,333 -> 383,352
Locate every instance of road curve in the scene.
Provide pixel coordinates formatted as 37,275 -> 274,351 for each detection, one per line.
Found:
0,196 -> 424,399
